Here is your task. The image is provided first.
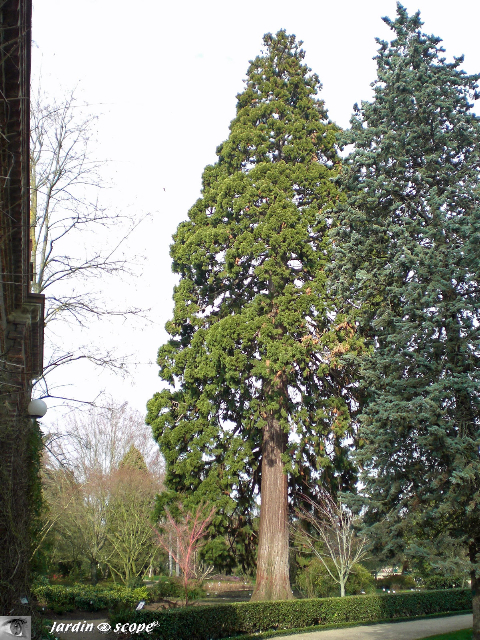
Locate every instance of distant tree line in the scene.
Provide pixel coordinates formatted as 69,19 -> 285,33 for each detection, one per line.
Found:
34,403 -> 163,585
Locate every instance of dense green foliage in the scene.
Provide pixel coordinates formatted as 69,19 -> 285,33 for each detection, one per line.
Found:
295,558 -> 374,598
32,583 -> 151,611
333,4 -> 480,576
147,29 -> 361,574
119,445 -> 148,472
109,589 -> 472,640
149,576 -> 205,601
423,576 -> 466,590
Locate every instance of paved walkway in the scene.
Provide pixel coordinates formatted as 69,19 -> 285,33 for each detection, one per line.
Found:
273,614 -> 472,640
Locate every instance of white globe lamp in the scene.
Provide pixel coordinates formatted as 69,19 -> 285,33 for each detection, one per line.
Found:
28,399 -> 48,419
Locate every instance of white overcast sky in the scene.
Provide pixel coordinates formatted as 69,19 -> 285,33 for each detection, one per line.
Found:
31,0 -> 480,426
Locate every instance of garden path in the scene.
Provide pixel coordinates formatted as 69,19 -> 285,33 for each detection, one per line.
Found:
275,613 -> 472,640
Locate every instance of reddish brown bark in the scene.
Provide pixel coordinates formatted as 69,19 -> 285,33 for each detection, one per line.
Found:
251,411 -> 293,601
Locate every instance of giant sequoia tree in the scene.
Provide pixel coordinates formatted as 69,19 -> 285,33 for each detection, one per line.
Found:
147,31 -> 361,601
333,5 -> 480,634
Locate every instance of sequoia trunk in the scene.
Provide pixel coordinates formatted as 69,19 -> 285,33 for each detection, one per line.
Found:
251,412 -> 293,601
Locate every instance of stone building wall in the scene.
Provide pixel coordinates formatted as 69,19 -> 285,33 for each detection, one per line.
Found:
0,0 -> 45,615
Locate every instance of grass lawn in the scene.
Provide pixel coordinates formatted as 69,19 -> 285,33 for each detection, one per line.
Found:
418,630 -> 472,640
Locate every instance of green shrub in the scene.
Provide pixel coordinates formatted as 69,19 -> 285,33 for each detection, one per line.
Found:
347,564 -> 376,595
186,584 -> 206,601
376,574 -> 417,591
150,577 -> 206,602
295,557 -> 331,598
109,588 -> 472,640
126,577 -> 146,589
49,603 -> 75,615
31,573 -> 50,587
32,616 -> 58,640
423,575 -> 465,590
295,558 -> 374,598
150,577 -> 184,599
32,583 -> 151,611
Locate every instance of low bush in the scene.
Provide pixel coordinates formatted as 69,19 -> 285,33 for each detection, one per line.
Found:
32,616 -> 58,640
126,577 -> 146,589
150,577 -> 184,599
376,574 -> 417,591
149,577 -> 206,602
109,588 -> 472,640
187,585 -> 207,601
295,558 -> 374,598
347,564 -> 376,595
31,573 -> 50,587
32,583 -> 151,611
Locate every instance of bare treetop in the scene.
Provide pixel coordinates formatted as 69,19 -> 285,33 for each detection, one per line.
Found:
44,400 -> 164,480
30,89 -> 150,404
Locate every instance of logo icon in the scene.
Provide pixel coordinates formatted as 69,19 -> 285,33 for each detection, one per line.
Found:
97,622 -> 112,634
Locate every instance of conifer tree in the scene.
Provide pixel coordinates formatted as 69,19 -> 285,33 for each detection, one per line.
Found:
333,5 -> 480,634
119,445 -> 148,472
147,31 -> 361,601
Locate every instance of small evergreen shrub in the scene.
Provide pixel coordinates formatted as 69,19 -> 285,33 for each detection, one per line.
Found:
109,588 -> 472,640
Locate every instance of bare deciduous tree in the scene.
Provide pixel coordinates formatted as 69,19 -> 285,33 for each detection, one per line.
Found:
45,400 -> 164,479
293,490 -> 369,597
30,89 -> 148,403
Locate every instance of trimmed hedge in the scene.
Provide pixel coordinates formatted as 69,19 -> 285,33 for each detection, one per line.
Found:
32,584 -> 151,611
423,575 -> 465,590
109,589 -> 472,640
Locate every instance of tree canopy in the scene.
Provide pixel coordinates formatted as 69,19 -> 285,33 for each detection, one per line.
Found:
147,30 -> 361,600
332,4 -> 480,634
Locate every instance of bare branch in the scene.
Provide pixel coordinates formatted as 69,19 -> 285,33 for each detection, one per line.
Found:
30,87 -> 150,403
293,489 -> 369,597
153,502 -> 216,605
